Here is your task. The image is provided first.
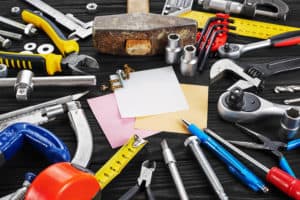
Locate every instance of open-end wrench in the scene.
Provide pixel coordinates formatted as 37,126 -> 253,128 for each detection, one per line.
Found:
218,87 -> 300,123
218,30 -> 300,59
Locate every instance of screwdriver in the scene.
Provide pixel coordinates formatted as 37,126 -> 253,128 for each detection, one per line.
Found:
181,119 -> 268,193
204,128 -> 300,200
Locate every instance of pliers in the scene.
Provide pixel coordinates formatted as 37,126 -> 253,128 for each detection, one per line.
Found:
229,123 -> 300,177
0,10 -> 99,75
119,160 -> 156,200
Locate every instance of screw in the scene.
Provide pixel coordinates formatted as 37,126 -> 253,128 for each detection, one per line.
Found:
0,29 -> 23,40
0,16 -> 37,36
0,35 -> 11,49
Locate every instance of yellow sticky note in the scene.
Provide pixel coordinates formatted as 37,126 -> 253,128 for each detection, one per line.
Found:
135,84 -> 208,134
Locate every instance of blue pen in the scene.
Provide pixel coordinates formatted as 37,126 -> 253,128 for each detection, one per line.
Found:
182,119 -> 269,193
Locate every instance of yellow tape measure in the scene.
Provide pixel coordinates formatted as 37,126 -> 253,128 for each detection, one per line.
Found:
180,11 -> 300,39
95,135 -> 147,189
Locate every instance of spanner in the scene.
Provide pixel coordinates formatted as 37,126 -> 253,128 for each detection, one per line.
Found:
218,87 -> 300,123
218,30 -> 300,59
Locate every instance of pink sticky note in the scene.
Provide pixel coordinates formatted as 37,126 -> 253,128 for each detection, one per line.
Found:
87,93 -> 159,148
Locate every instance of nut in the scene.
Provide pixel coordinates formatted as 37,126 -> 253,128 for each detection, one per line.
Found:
11,7 -> 21,15
86,3 -> 98,13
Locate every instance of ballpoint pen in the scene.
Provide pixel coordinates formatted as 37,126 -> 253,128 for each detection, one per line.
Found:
181,119 -> 269,193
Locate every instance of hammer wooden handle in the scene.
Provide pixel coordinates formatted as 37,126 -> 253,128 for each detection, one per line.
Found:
127,0 -> 149,13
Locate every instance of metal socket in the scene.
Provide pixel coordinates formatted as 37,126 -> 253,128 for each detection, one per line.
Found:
14,70 -> 34,101
279,108 -> 300,140
165,33 -> 182,64
180,45 -> 198,76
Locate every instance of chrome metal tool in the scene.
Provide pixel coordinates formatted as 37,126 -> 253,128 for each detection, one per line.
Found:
0,91 -> 93,168
161,139 -> 189,200
218,87 -> 300,123
162,0 -> 193,16
198,0 -> 289,20
0,70 -> 96,101
23,0 -> 93,39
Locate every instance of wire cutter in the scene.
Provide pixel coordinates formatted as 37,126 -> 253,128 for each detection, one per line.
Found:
229,123 -> 300,177
0,10 -> 99,75
119,160 -> 156,200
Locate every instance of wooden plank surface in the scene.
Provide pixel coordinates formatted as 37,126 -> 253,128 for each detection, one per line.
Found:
0,0 -> 300,199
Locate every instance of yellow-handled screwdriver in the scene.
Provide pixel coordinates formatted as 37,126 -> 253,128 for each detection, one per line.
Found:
0,10 -> 99,75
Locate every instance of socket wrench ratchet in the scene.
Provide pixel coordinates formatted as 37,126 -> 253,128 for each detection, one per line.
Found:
218,87 -> 300,123
218,30 -> 300,59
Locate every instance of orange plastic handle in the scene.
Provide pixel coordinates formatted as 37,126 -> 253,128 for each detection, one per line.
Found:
25,162 -> 100,200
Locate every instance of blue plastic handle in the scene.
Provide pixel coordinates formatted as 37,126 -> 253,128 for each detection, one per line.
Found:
279,156 -> 296,177
0,123 -> 71,165
287,139 -> 300,151
188,124 -> 266,192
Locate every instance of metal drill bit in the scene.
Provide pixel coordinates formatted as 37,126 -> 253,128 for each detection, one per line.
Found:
274,85 -> 300,93
161,139 -> 189,200
284,97 -> 300,105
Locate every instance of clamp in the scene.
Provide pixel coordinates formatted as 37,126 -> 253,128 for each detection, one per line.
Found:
0,10 -> 99,75
0,122 -> 70,167
119,160 -> 156,200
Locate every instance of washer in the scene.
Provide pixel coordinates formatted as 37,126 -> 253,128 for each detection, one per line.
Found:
24,43 -> 37,51
37,44 -> 54,54
86,3 -> 98,13
11,7 -> 21,15
0,64 -> 8,77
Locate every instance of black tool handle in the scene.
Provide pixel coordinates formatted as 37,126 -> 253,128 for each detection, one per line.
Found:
246,57 -> 300,78
118,184 -> 140,200
270,31 -> 300,47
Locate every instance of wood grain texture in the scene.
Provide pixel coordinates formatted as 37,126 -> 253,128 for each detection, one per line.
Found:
0,0 -> 299,200
127,0 -> 149,13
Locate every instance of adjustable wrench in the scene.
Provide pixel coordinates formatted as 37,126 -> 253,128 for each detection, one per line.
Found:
210,58 -> 300,91
218,87 -> 300,123
218,30 -> 300,59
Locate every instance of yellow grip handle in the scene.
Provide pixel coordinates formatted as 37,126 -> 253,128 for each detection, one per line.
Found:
0,51 -> 63,75
21,10 -> 79,56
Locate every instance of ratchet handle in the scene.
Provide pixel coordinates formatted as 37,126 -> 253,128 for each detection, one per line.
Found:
0,51 -> 62,75
270,30 -> 300,47
21,10 -> 79,56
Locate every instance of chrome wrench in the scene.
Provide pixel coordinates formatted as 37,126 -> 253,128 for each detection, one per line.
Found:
23,0 -> 92,39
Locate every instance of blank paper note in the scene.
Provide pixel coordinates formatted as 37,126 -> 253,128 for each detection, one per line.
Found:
135,84 -> 208,134
87,93 -> 158,148
114,66 -> 189,118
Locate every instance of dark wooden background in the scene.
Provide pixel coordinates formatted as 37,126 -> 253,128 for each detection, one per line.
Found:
0,0 -> 300,199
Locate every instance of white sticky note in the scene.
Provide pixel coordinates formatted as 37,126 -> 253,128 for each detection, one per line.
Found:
114,66 -> 189,118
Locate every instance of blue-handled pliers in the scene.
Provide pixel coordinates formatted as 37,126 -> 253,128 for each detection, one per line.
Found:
228,123 -> 300,177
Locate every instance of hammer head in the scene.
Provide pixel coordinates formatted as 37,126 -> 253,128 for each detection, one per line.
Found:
93,13 -> 197,56
210,59 -> 262,91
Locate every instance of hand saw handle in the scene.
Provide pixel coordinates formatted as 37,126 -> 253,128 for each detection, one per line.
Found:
0,123 -> 70,165
270,30 -> 300,47
0,51 -> 62,75
21,10 -> 79,56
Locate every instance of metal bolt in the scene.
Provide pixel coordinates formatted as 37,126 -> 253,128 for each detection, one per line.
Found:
0,35 -> 12,49
0,16 -> 38,36
86,3 -> 98,14
11,7 -> 21,16
0,29 -> 23,40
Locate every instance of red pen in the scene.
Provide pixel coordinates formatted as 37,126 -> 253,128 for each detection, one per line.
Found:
204,128 -> 300,200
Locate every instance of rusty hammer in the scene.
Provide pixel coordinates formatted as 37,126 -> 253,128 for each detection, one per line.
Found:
92,0 -> 197,56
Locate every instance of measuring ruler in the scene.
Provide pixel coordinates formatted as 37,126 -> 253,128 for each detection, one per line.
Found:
180,11 -> 300,39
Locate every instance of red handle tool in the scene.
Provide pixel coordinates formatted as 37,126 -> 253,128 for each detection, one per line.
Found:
267,167 -> 300,199
271,30 -> 300,47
